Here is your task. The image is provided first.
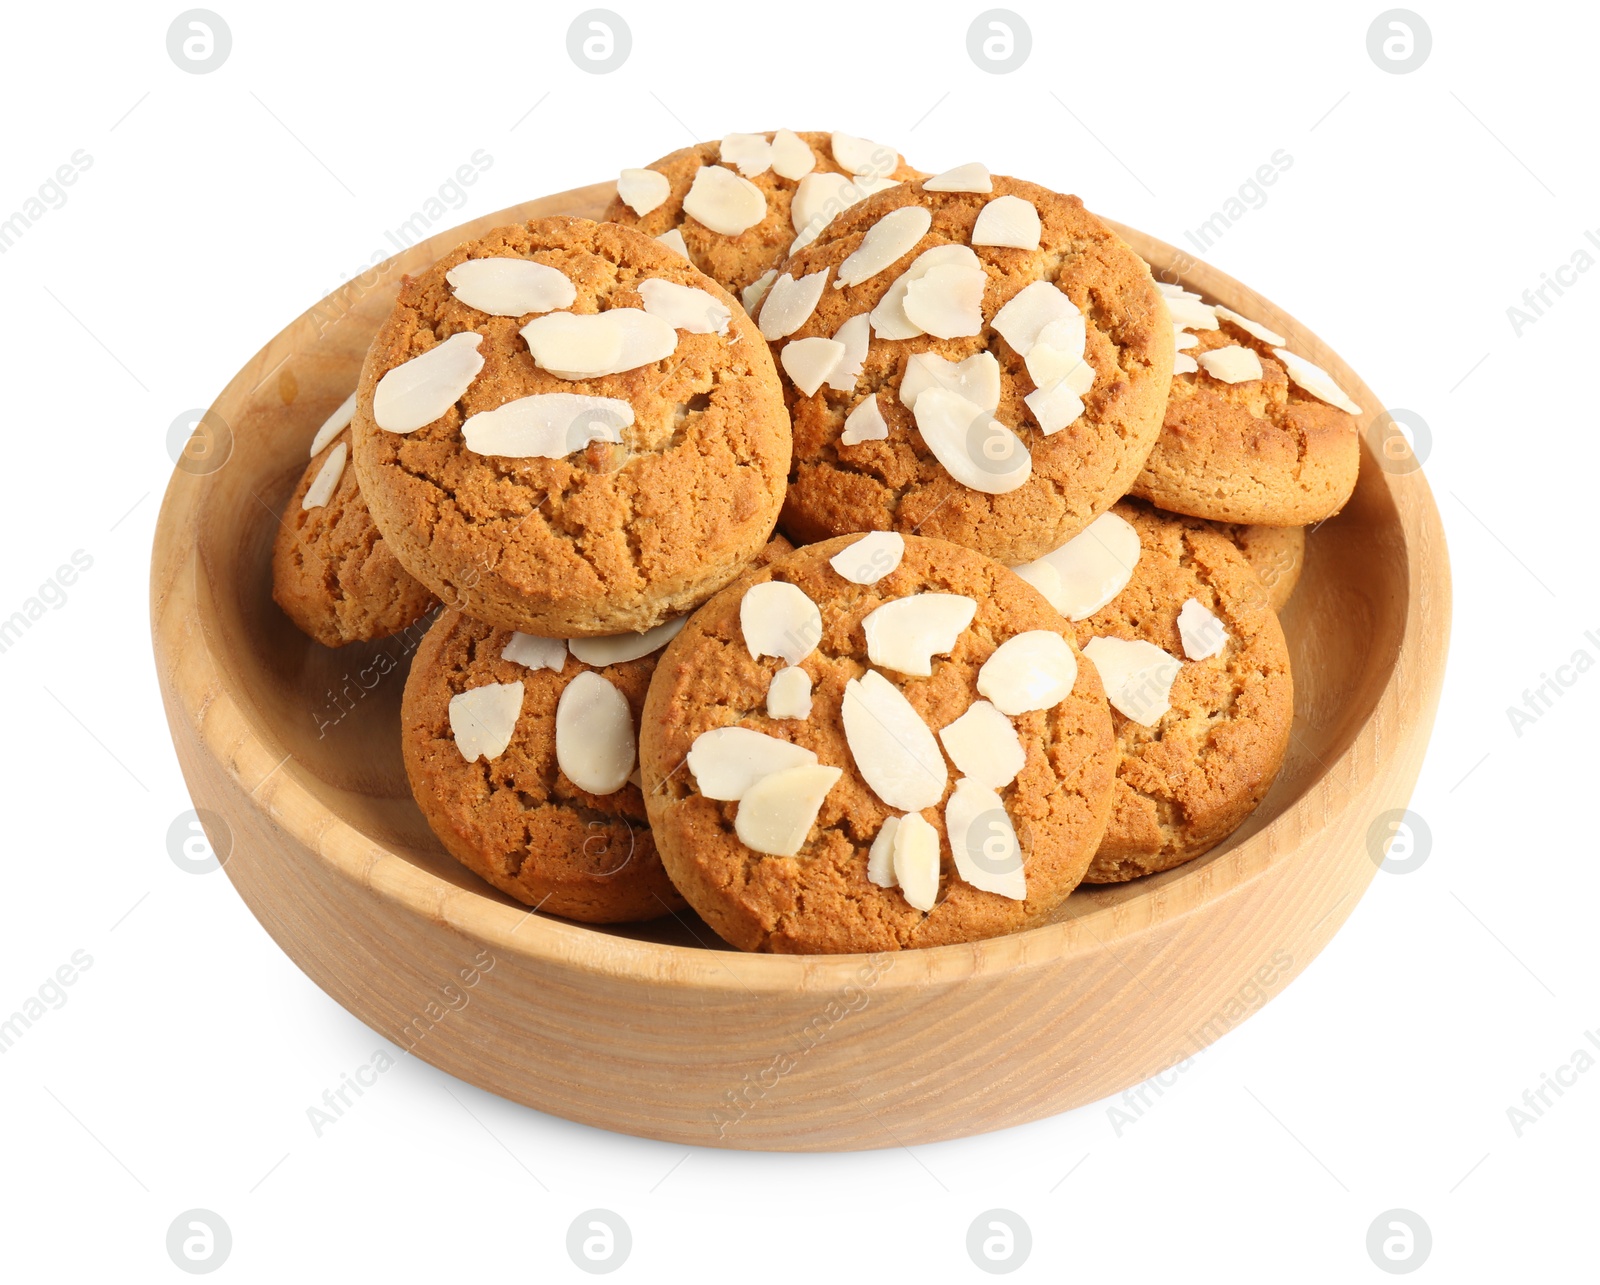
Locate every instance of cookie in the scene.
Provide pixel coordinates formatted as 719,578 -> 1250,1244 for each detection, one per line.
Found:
1130,288 -> 1361,525
401,606 -> 685,923
640,533 -> 1118,954
1215,521 -> 1304,612
768,169 -> 1173,565
603,130 -> 922,300
271,397 -> 436,647
351,217 -> 791,638
1059,501 -> 1293,882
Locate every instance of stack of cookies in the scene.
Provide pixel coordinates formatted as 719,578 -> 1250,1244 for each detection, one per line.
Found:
272,129 -> 1363,954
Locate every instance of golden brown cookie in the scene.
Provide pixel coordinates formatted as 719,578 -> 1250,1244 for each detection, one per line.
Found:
641,534 -> 1118,954
351,217 -> 791,638
1072,501 -> 1293,882
1215,521 -> 1305,612
603,130 -> 922,300
401,607 -> 685,923
271,413 -> 436,648
770,172 -> 1173,565
1131,289 -> 1361,524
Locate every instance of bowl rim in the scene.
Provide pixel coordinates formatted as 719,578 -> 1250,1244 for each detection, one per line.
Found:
150,181 -> 1452,997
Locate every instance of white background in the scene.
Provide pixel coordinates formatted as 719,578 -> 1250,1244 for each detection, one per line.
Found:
2,0 -> 1594,1279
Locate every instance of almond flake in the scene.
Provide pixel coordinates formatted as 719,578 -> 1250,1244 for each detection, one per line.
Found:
568,616 -> 687,666
867,815 -> 900,887
924,162 -> 992,193
863,593 -> 977,676
373,332 -> 484,433
1156,282 -> 1198,298
830,132 -> 893,177
758,269 -> 829,340
1214,305 -> 1286,346
735,764 -> 843,857
914,388 -> 1032,494
719,132 -> 772,177
766,666 -> 813,720
902,261 -> 986,338
899,351 -> 1001,416
309,391 -> 356,457
741,269 -> 778,315
1024,316 -> 1093,392
1010,511 -> 1141,621
655,228 -> 690,258
301,441 -> 347,510
835,206 -> 932,288
977,631 -> 1077,715
638,278 -> 731,335
1023,378 -> 1085,435
617,167 -> 671,216
683,164 -> 767,235
946,778 -> 1026,899
502,633 -> 567,673
770,129 -> 816,180
1273,348 -> 1362,414
1174,328 -> 1199,351
840,395 -> 889,445
1177,598 -> 1228,661
1082,636 -> 1181,724
446,258 -> 576,317
462,393 -> 632,459
1165,294 -> 1219,331
938,701 -> 1025,790
826,313 -> 871,391
554,671 -> 635,794
791,171 -> 854,235
991,281 -> 1078,354
971,194 -> 1041,250
741,580 -> 823,665
688,726 -> 818,800
829,531 -> 905,585
520,309 -> 677,379
891,812 -> 941,910
781,336 -> 847,397
1196,345 -> 1263,384
1173,352 -> 1199,375
842,669 -> 947,811
450,681 -> 523,762
870,244 -> 981,340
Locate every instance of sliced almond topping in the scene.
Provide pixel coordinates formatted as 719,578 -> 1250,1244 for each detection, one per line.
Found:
741,580 -> 823,665
1215,305 -> 1286,346
902,261 -> 986,338
867,815 -> 900,887
946,778 -> 1026,899
1024,316 -> 1093,393
1156,281 -> 1199,298
870,244 -> 981,340
617,167 -> 671,217
1273,348 -> 1362,414
830,132 -> 893,177
735,764 -> 842,856
373,333 -> 484,433
862,593 -> 977,676
829,531 -> 905,585
520,310 -> 677,379
841,669 -> 947,811
741,269 -> 778,315
939,701 -> 1026,790
826,313 -> 871,391
977,631 -> 1077,715
891,812 -> 941,911
309,391 -> 357,457
446,258 -> 576,317
791,171 -> 853,235
501,633 -> 567,673
683,164 -> 767,236
1165,293 -> 1219,331
770,129 -> 816,180
449,681 -> 523,762
1082,636 -> 1182,724
766,666 -> 814,720
1177,598 -> 1228,661
840,394 -> 890,445
462,393 -> 632,459
924,162 -> 992,193
688,726 -> 818,800
835,206 -> 932,288
1196,345 -> 1264,384
781,336 -> 847,397
301,440 -> 347,510
991,281 -> 1078,354
638,278 -> 731,335
1173,352 -> 1199,375
1023,379 -> 1084,435
1174,328 -> 1199,351
1010,511 -> 1141,621
758,269 -> 830,340
899,351 -> 1001,415
655,227 -> 690,258
568,616 -> 687,666
971,194 -> 1041,250
914,388 -> 1032,494
719,132 -> 772,177
554,671 -> 635,795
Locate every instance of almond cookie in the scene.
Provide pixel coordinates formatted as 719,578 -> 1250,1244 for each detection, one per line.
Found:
640,533 -> 1118,954
604,130 -> 922,301
271,394 -> 436,647
1215,521 -> 1305,612
1034,500 -> 1293,883
351,217 -> 791,638
767,169 -> 1173,565
1131,288 -> 1361,525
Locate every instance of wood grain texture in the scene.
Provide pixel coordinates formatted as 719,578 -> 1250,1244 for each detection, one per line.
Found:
149,183 -> 1451,1150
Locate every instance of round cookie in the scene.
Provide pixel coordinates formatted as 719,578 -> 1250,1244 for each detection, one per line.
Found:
1131,289 -> 1361,525
1215,521 -> 1305,612
351,217 -> 791,638
1071,501 -> 1293,882
271,416 -> 436,648
641,534 -> 1119,954
771,173 -> 1173,565
401,607 -> 685,923
604,130 -> 922,300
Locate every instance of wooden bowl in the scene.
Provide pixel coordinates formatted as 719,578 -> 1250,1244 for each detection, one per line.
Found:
150,183 -> 1450,1151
